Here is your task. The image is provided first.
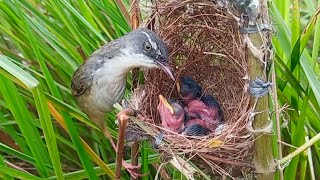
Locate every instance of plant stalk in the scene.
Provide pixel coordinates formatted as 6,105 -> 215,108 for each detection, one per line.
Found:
278,132 -> 320,165
247,0 -> 274,179
271,56 -> 283,180
130,1 -> 141,179
130,142 -> 139,180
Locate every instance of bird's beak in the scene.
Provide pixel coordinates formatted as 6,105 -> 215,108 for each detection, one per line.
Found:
158,94 -> 174,114
156,61 -> 175,81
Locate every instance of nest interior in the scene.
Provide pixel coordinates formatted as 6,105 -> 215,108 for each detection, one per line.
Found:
129,0 -> 254,177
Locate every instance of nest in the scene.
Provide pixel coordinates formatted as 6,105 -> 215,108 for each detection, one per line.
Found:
127,0 -> 254,178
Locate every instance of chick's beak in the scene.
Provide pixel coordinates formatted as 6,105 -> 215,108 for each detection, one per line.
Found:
158,95 -> 174,114
156,61 -> 175,81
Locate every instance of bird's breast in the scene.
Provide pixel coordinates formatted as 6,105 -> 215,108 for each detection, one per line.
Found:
91,68 -> 127,113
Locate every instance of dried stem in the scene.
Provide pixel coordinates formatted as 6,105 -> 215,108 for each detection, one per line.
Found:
115,0 -> 130,25
130,141 -> 139,180
272,55 -> 283,179
278,132 -> 320,165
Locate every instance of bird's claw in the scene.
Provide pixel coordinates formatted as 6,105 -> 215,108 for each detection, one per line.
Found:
123,160 -> 141,169
122,161 -> 146,178
120,100 -> 141,116
116,108 -> 141,123
116,108 -> 134,122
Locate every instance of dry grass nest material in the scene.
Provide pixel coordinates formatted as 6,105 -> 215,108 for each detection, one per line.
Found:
127,0 -> 254,176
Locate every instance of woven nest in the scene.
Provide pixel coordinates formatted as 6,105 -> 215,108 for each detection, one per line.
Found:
127,0 -> 254,177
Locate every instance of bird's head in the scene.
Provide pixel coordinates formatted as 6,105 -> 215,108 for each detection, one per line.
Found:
176,76 -> 203,103
158,95 -> 184,117
122,28 -> 175,80
157,95 -> 185,132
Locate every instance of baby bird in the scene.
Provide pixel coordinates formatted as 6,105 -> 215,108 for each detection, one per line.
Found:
157,95 -> 185,133
185,95 -> 224,131
176,76 -> 203,104
183,123 -> 212,136
177,76 -> 224,135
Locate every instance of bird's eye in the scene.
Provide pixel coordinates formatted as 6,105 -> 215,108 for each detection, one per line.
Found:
144,42 -> 152,51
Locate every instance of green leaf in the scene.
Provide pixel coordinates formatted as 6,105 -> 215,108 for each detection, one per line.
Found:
141,140 -> 149,180
32,86 -> 64,179
0,155 -> 14,180
0,166 -> 44,180
0,76 -> 50,177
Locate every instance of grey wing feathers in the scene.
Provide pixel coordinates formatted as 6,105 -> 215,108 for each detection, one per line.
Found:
71,61 -> 95,97
71,38 -> 122,97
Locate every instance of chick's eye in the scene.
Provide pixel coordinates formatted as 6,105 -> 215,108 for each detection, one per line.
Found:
144,42 -> 152,51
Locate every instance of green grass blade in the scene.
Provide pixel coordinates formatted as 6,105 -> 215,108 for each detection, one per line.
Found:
300,55 -> 320,106
0,56 -> 38,89
273,0 -> 290,23
9,1 -> 99,178
291,0 -> 300,48
299,151 -> 308,180
0,142 -> 53,169
77,0 -> 100,31
274,54 -> 320,119
141,140 -> 149,180
307,130 -> 317,180
47,154 -> 160,180
300,8 -> 320,53
0,111 -> 30,154
0,155 -> 14,180
90,0 -> 130,33
32,87 -> 64,179
0,54 -> 64,178
60,112 -> 98,179
44,0 -> 92,55
0,76 -> 50,177
289,0 -> 300,112
58,0 -> 106,44
14,0 -> 62,99
284,89 -> 309,177
0,166 -> 44,180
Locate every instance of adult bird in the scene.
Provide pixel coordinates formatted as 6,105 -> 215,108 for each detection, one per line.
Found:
71,28 -> 175,172
157,95 -> 185,133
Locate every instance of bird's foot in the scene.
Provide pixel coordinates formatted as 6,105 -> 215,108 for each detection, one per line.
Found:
116,108 -> 135,122
122,161 -> 145,178
116,108 -> 142,125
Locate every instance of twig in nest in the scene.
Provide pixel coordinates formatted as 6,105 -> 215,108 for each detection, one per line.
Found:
200,153 -> 255,169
